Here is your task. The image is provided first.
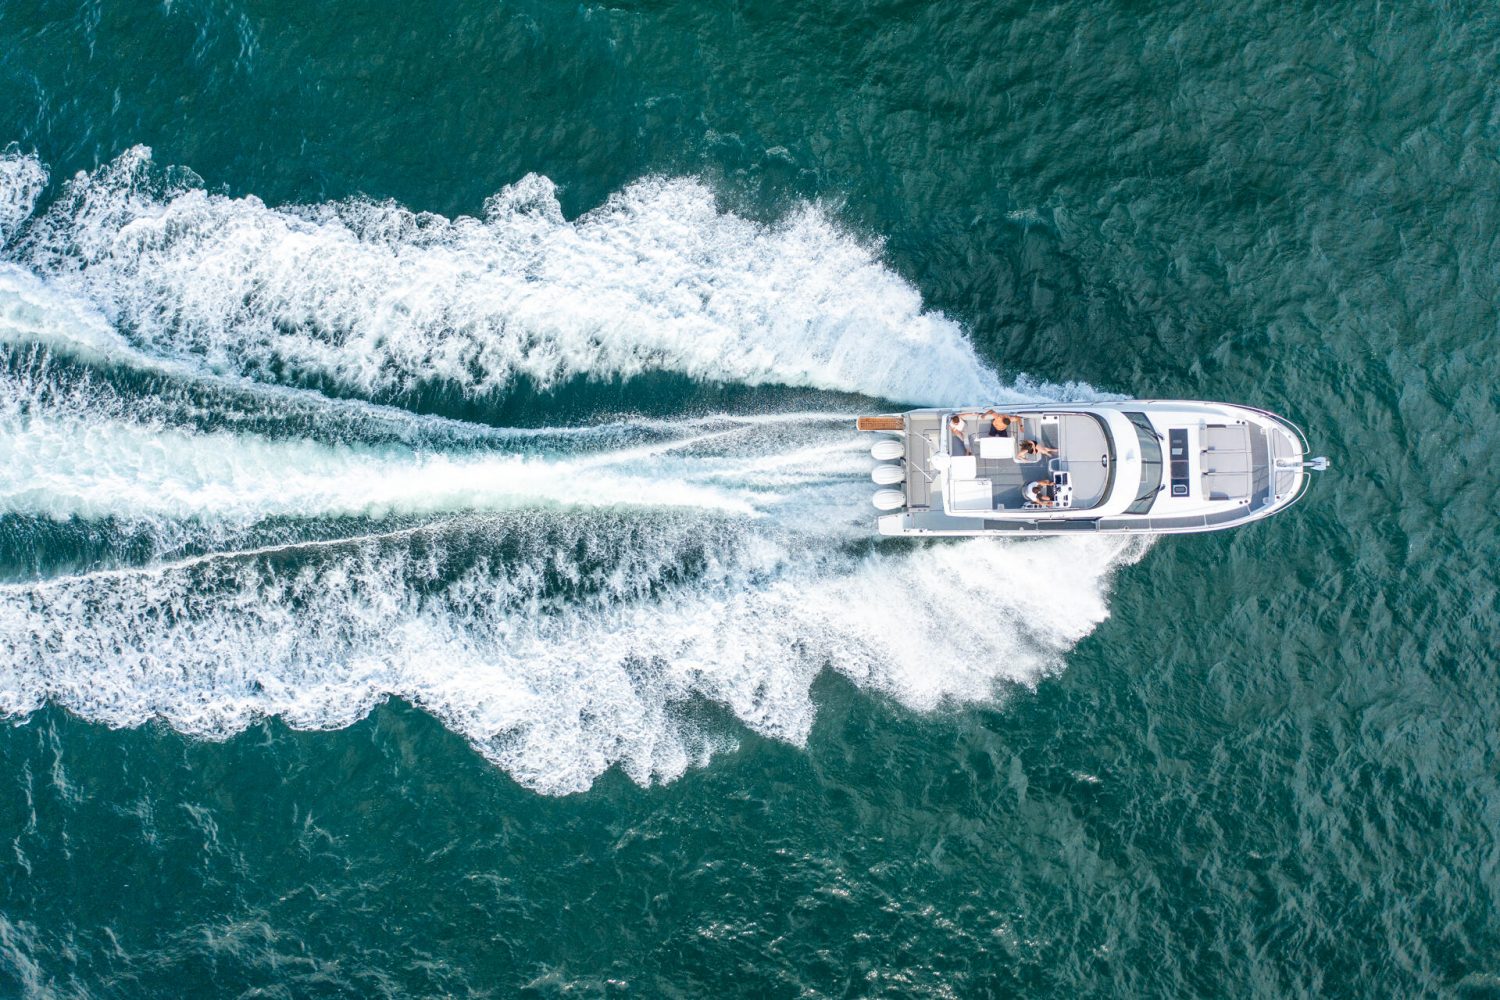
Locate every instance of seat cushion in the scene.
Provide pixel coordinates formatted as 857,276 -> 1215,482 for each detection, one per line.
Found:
949,478 -> 993,511
977,436 -> 1015,459
949,455 -> 979,479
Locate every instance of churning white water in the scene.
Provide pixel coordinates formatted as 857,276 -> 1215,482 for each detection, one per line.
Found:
0,148 -> 1145,794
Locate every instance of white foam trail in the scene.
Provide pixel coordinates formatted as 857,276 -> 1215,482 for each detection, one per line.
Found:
0,152 -> 45,246
0,347 -> 871,530
0,529 -> 1147,794
0,415 -> 796,521
5,147 -> 1031,404
0,147 -> 1149,795
0,263 -> 132,365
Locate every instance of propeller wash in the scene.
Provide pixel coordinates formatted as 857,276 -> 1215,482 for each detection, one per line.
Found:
0,147 -> 1146,794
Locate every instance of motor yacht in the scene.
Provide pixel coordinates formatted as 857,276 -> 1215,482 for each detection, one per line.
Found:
859,401 -> 1326,536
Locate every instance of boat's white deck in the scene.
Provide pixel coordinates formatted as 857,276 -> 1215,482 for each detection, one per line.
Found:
948,413 -> 1111,512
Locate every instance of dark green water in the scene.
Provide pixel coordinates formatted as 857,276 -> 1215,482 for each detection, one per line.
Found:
1,0 -> 1498,995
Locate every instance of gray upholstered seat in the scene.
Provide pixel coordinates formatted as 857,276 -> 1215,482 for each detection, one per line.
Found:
1201,424 -> 1253,500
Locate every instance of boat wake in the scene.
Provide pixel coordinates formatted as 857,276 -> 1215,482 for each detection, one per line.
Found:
12,146 -> 1026,404
0,148 -> 1146,794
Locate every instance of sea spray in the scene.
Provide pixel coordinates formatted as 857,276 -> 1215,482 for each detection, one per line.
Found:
0,523 -> 1146,794
6,148 -> 1022,403
0,152 -> 45,246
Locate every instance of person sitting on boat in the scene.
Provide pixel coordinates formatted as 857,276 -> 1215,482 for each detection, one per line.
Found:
948,412 -> 980,454
985,411 -> 1024,436
1015,439 -> 1057,464
1024,479 -> 1057,506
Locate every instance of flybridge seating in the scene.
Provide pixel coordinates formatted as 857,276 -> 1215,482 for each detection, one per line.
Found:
941,411 -> 1114,513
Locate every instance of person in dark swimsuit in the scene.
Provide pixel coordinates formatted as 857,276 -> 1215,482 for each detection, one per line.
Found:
985,411 -> 1024,437
1015,439 -> 1057,464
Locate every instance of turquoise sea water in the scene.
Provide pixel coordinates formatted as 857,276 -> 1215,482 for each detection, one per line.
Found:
1,0 -> 1498,995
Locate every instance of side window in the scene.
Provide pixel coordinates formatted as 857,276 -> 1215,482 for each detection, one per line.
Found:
1125,413 -> 1163,514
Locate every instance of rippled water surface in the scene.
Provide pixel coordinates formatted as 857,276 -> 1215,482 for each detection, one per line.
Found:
1,0 -> 1497,995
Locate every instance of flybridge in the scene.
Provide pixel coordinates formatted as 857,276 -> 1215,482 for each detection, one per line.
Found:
860,401 -> 1327,537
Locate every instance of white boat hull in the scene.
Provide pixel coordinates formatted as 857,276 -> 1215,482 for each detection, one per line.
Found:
860,400 -> 1324,537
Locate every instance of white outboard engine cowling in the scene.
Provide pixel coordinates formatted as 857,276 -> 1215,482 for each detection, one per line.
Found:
869,439 -> 904,462
872,488 -> 905,511
871,464 -> 905,485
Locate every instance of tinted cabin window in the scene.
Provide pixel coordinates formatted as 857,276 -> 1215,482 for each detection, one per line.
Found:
1125,412 -> 1162,514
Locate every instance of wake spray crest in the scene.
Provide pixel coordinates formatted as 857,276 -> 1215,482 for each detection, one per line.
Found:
0,527 -> 1147,794
6,147 -> 1033,404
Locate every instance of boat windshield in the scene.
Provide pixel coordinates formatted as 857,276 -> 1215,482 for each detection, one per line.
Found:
1125,412 -> 1163,513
